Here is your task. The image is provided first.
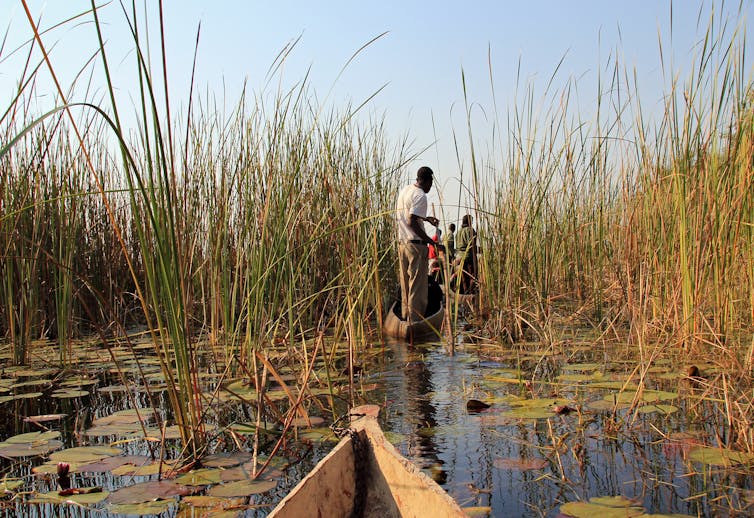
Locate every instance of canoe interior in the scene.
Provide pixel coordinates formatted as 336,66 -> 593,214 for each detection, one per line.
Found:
269,405 -> 465,518
382,277 -> 445,340
383,301 -> 444,340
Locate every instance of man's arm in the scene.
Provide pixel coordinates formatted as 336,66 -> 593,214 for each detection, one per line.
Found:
409,214 -> 444,250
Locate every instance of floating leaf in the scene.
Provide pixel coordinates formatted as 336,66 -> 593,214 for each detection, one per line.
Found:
493,457 -> 548,470
637,404 -> 679,415
0,440 -> 63,458
298,427 -> 338,443
562,363 -> 603,371
141,425 -> 182,440
92,408 -> 156,426
51,389 -> 90,399
4,431 -> 61,444
32,489 -> 109,505
223,380 -> 257,398
49,446 -> 122,464
10,379 -> 52,389
175,468 -> 223,486
502,398 -> 574,419
291,416 -> 325,427
107,480 -> 197,504
23,414 -> 67,424
589,495 -> 640,507
229,422 -> 280,436
588,381 -> 639,391
606,389 -> 678,405
557,372 -> 606,383
207,478 -> 277,497
106,500 -> 175,515
0,392 -> 44,402
586,399 -> 631,412
560,500 -> 643,518
0,478 -> 24,493
688,446 -> 754,467
77,455 -> 152,473
219,461 -> 280,482
179,495 -> 246,512
202,452 -> 252,468
111,459 -> 180,477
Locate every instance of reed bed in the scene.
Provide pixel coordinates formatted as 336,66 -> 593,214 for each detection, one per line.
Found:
464,9 -> 754,358
2,2 -> 753,459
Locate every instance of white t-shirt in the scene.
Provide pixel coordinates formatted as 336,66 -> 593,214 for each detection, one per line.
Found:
395,183 -> 427,242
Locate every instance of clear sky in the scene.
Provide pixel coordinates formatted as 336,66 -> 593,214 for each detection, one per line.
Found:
1,1 -> 752,218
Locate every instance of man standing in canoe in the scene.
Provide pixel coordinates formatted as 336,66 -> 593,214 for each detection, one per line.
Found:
396,166 -> 443,323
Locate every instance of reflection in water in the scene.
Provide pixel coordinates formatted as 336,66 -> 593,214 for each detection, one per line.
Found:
390,343 -> 445,483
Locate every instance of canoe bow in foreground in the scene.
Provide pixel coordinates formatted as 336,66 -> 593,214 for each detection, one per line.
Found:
268,404 -> 465,518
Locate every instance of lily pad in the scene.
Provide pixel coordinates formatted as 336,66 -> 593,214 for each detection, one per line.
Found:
92,408 -> 157,426
23,414 -> 67,424
557,372 -> 606,383
0,478 -> 24,493
606,389 -> 678,405
637,404 -> 679,415
562,363 -> 603,371
229,422 -> 280,436
111,459 -> 181,476
202,452 -> 252,468
223,380 -> 257,398
688,446 -> 754,467
32,489 -> 109,505
107,480 -> 197,504
493,457 -> 548,470
106,500 -> 175,515
51,389 -> 90,399
298,427 -> 338,443
207,478 -> 277,497
588,381 -> 639,391
174,468 -> 223,486
49,446 -> 122,464
0,440 -> 63,458
4,431 -> 61,444
291,416 -> 325,427
77,455 -> 152,473
560,499 -> 644,518
502,398 -> 574,419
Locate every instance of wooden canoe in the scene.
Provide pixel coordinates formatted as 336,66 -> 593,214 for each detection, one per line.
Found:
268,405 -> 465,518
382,300 -> 444,341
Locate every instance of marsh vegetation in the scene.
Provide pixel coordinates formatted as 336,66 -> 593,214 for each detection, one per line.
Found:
0,2 -> 752,516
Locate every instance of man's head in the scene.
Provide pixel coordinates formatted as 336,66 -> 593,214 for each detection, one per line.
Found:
416,166 -> 434,193
449,223 -> 456,232
462,214 -> 472,226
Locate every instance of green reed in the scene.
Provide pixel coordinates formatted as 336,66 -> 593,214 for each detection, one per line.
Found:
1,1 -> 404,460
461,6 -> 753,357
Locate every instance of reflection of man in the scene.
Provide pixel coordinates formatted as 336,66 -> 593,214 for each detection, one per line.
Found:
395,166 -> 443,322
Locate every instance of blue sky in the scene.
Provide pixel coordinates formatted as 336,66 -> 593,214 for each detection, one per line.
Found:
1,1 -> 752,217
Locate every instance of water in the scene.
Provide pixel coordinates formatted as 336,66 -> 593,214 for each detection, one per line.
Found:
371,339 -> 753,517
0,335 -> 751,517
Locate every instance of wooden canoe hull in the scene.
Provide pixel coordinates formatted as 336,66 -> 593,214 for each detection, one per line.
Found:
382,301 -> 444,341
269,405 -> 465,518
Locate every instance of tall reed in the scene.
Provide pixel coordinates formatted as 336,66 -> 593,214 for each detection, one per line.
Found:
2,1 -> 405,460
461,5 -> 753,360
